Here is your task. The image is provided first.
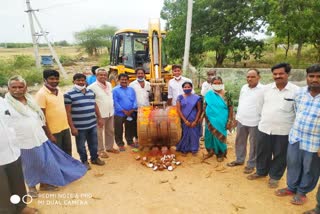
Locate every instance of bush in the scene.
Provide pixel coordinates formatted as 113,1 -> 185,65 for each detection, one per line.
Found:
0,55 -> 42,87
59,55 -> 76,66
98,52 -> 110,67
0,72 -> 8,86
22,69 -> 43,86
12,55 -> 35,69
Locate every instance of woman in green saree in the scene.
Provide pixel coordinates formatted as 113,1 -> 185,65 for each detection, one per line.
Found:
203,76 -> 234,162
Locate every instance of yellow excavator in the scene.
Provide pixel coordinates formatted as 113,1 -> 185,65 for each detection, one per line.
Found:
108,19 -> 181,148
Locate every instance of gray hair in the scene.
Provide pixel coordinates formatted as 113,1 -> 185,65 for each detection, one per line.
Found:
8,75 -> 26,87
95,68 -> 107,75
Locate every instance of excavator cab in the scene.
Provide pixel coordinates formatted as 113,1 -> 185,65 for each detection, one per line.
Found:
109,30 -> 170,88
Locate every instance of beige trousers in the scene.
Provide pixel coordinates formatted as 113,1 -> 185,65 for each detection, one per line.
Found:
97,116 -> 115,151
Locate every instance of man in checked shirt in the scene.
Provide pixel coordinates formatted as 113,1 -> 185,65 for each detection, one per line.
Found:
275,64 -> 320,206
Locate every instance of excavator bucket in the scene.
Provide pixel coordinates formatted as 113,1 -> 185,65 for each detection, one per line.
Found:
137,106 -> 182,147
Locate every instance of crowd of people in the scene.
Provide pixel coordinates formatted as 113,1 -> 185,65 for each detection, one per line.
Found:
0,62 -> 319,214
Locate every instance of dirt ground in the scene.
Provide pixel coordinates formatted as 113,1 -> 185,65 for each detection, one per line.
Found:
28,134 -> 318,214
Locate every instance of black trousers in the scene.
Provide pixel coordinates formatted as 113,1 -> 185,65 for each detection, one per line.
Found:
0,158 -> 27,214
53,128 -> 72,156
114,115 -> 137,147
256,130 -> 288,180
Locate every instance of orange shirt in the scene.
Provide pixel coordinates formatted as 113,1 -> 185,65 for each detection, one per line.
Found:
35,86 -> 69,134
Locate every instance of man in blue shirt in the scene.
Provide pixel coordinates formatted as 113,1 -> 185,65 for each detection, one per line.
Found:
64,73 -> 105,170
86,65 -> 99,85
113,73 -> 138,151
275,64 -> 320,205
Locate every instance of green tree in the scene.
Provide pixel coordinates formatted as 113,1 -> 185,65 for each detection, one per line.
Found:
53,40 -> 70,46
74,25 -> 117,56
306,1 -> 320,62
161,0 -> 264,67
265,0 -> 317,62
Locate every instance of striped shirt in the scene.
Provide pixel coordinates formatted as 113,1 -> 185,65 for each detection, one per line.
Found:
64,87 -> 97,130
289,86 -> 320,152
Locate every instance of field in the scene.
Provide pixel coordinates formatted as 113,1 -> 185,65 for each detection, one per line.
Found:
0,47 -> 81,59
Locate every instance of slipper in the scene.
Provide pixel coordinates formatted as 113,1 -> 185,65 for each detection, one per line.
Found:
243,166 -> 254,174
291,194 -> 307,205
27,188 -> 38,199
247,173 -> 266,180
119,146 -> 126,152
98,151 -> 109,158
202,152 -> 214,160
40,184 -> 59,191
268,179 -> 279,188
227,161 -> 244,167
106,148 -> 120,154
275,188 -> 295,197
217,157 -> 224,162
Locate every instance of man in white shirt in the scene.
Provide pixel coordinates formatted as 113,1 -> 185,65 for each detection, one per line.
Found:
88,68 -> 119,157
167,64 -> 192,106
227,69 -> 264,174
129,67 -> 151,107
201,69 -> 216,96
0,97 -> 38,214
247,63 -> 300,189
129,68 -> 151,145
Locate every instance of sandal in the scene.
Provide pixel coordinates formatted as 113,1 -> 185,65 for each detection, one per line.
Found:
106,148 -> 120,154
99,151 -> 109,158
291,194 -> 307,205
275,188 -> 295,197
119,146 -> 126,152
268,179 -> 279,188
202,152 -> 214,160
40,184 -> 59,191
243,166 -> 254,174
227,161 -> 244,167
247,173 -> 266,180
27,187 -> 38,199
217,157 -> 224,162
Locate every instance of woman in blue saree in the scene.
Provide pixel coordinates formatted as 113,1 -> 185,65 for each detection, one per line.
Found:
176,82 -> 202,155
203,76 -> 234,162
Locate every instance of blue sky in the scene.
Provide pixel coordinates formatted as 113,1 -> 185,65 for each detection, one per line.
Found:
0,0 -> 165,43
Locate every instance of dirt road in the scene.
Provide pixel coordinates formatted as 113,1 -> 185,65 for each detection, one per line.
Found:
29,134 -> 317,214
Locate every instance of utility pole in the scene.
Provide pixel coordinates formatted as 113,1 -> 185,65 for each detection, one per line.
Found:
182,0 -> 193,75
25,0 -> 40,68
32,11 -> 67,77
25,0 -> 67,77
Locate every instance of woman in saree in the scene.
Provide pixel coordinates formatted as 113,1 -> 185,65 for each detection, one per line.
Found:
176,82 -> 202,155
203,76 -> 234,162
